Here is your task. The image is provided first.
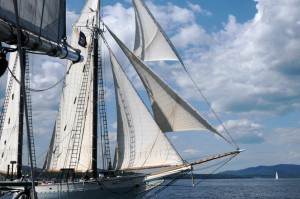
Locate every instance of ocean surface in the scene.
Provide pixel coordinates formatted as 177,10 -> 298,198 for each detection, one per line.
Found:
145,178 -> 300,199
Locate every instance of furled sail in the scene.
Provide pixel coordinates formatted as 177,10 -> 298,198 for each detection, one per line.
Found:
133,0 -> 183,63
43,0 -> 97,172
0,0 -> 66,44
107,27 -> 220,135
110,50 -> 183,170
0,51 -> 21,174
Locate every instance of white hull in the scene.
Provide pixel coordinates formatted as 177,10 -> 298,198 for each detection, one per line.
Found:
1,176 -> 163,199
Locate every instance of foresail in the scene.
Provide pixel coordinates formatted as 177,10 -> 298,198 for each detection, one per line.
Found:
107,27 -> 220,135
43,0 -> 97,172
109,50 -> 183,170
133,0 -> 182,63
0,51 -> 21,174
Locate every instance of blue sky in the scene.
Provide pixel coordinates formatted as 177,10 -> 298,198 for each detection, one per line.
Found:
1,0 -> 300,172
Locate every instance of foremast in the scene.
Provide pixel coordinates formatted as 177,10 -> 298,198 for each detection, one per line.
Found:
92,1 -> 100,179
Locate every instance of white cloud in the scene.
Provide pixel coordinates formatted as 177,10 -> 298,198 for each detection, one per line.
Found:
183,149 -> 200,155
218,119 -> 264,144
269,127 -> 300,145
168,0 -> 300,118
187,2 -> 211,16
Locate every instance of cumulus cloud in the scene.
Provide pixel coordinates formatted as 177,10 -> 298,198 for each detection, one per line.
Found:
171,0 -> 300,117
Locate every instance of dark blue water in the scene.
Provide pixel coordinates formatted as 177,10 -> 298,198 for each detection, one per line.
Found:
146,178 -> 300,199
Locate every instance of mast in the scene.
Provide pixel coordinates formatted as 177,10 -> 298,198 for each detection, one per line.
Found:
92,0 -> 100,179
16,51 -> 25,179
97,0 -> 111,172
13,0 -> 36,196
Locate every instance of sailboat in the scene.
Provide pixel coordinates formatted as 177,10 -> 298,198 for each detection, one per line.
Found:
275,171 -> 279,180
1,0 -> 243,198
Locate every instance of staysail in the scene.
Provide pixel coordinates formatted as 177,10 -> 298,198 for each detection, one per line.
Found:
133,0 -> 182,63
107,27 -> 220,136
0,51 -> 21,174
110,50 -> 183,170
0,0 -> 66,44
43,0 -> 97,172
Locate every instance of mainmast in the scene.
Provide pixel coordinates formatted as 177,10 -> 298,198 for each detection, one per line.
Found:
95,0 -> 111,175
16,51 -> 25,179
91,0 -> 100,178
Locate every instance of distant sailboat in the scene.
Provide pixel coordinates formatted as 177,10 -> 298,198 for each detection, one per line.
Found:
275,171 -> 279,180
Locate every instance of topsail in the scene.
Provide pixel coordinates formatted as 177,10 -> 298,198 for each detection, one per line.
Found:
133,0 -> 182,64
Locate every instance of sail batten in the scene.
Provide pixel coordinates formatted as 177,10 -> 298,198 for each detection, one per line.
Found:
109,50 -> 184,170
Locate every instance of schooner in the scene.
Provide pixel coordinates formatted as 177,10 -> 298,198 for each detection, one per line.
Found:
0,0 -> 243,198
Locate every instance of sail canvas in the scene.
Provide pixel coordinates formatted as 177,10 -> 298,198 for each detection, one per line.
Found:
110,50 -> 183,170
43,0 -> 98,172
0,0 -> 66,44
0,51 -> 21,174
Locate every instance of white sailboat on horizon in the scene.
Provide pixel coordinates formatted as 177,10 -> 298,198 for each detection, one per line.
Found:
0,0 -> 243,198
275,171 -> 279,180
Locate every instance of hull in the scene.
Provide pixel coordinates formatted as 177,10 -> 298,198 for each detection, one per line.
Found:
1,176 -> 163,199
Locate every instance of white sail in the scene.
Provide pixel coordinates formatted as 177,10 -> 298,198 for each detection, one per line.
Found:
110,50 -> 183,170
107,27 -> 220,135
133,0 -> 183,63
275,171 -> 278,180
43,0 -> 97,172
0,51 -> 21,174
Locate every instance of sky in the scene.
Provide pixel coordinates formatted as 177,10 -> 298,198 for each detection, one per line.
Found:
1,0 -> 300,172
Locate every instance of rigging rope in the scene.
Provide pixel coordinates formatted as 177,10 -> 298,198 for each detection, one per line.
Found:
180,63 -> 239,149
192,154 -> 238,187
144,172 -> 189,199
99,19 -> 238,149
6,59 -> 73,92
144,153 -> 238,199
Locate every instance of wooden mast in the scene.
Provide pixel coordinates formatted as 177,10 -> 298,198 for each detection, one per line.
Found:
16,51 -> 25,179
92,0 -> 100,179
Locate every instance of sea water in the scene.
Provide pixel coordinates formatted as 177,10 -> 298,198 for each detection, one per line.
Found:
146,178 -> 300,199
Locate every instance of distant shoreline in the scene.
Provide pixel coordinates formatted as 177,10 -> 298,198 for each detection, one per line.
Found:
178,173 -> 300,179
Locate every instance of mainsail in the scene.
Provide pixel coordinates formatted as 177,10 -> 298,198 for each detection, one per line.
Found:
0,51 -> 21,174
43,0 -> 97,172
110,50 -> 183,170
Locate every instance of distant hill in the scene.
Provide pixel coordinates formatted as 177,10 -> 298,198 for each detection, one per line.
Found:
218,164 -> 300,178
